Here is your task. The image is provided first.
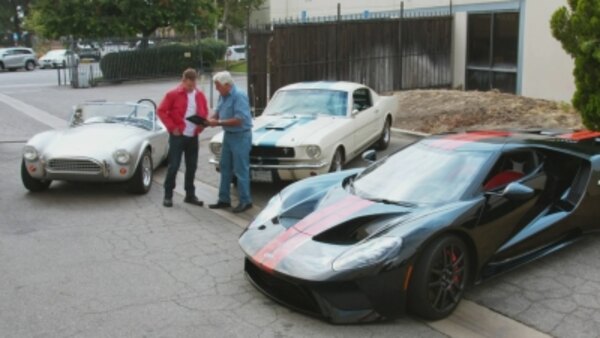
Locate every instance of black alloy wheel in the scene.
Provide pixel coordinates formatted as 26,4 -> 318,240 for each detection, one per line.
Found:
408,235 -> 470,320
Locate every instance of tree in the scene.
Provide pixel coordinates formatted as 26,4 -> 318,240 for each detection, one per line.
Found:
551,0 -> 600,130
1,0 -> 33,46
218,0 -> 264,32
29,0 -> 218,40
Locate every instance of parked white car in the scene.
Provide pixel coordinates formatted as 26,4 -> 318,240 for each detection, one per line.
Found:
225,45 -> 246,61
209,81 -> 397,182
0,47 -> 37,71
39,49 -> 80,69
22,99 -> 169,194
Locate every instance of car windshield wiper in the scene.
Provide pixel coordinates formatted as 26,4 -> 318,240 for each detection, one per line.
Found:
368,198 -> 417,208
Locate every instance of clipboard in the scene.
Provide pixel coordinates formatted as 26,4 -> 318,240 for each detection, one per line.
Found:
186,115 -> 208,126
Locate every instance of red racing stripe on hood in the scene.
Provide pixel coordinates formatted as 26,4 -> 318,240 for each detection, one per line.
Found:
252,194 -> 373,273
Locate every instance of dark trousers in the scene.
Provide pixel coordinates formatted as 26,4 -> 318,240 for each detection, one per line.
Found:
164,134 -> 198,199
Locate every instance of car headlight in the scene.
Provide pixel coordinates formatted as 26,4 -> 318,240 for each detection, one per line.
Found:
250,194 -> 283,228
113,149 -> 131,165
23,146 -> 39,161
332,237 -> 402,271
305,145 -> 321,159
210,142 -> 222,156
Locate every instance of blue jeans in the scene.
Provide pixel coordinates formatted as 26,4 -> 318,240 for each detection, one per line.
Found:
164,135 -> 198,199
218,130 -> 252,205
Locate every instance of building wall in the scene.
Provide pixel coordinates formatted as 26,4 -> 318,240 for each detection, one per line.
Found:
258,0 -> 575,102
520,0 -> 574,102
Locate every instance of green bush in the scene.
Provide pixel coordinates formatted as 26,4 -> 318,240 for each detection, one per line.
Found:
99,44 -> 215,81
200,38 -> 228,60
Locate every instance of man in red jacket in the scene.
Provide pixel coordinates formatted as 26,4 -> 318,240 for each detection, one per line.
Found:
157,68 -> 208,207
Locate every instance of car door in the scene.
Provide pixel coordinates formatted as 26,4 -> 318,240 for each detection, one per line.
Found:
3,49 -> 19,68
470,149 -> 548,264
350,88 -> 380,156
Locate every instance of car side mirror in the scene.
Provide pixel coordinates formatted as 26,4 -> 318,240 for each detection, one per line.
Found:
362,149 -> 377,163
352,109 -> 360,116
486,182 -> 534,201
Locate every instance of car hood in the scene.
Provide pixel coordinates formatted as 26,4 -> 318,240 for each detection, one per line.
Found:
39,124 -> 146,159
253,114 -> 351,146
211,114 -> 350,146
240,185 -> 427,280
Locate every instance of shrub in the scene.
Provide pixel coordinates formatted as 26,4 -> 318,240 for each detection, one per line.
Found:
551,0 -> 600,130
200,38 -> 228,60
99,44 -> 215,81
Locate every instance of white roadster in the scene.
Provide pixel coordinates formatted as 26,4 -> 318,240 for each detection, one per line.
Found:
21,99 -> 169,194
208,81 -> 397,182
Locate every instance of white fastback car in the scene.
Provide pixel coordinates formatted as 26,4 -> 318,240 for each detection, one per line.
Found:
209,81 -> 397,182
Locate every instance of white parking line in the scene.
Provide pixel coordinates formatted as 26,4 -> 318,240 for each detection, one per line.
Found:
0,93 -> 66,129
7,93 -> 550,338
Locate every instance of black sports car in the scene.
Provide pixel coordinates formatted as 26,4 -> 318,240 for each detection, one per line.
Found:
239,129 -> 600,323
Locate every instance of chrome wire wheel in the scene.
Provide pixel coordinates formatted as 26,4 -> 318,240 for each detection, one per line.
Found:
142,154 -> 152,188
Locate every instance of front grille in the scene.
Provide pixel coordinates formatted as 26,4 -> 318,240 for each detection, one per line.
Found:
251,146 -> 295,158
47,158 -> 102,173
245,258 -> 321,315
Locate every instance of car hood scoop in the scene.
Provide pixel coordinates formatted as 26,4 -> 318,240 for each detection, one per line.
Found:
312,213 -> 410,245
264,118 -> 304,130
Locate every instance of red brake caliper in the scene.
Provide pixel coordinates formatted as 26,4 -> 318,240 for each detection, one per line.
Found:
450,249 -> 460,285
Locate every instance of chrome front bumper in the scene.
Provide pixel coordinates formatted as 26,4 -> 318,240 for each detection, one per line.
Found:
208,158 -> 327,170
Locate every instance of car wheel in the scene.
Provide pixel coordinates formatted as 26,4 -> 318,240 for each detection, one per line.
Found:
408,234 -> 470,320
375,117 -> 391,150
25,60 -> 35,71
21,160 -> 51,192
0,62 -> 4,71
128,150 -> 153,194
329,148 -> 344,173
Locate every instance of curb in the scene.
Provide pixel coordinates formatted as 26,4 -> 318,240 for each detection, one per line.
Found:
391,127 -> 430,138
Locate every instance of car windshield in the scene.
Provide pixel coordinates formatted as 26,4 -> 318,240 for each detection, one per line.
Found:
352,142 -> 493,205
264,89 -> 348,117
70,102 -> 155,131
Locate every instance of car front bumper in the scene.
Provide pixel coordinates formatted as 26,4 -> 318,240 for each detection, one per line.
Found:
244,257 -> 409,323
209,157 -> 329,180
24,156 -> 135,182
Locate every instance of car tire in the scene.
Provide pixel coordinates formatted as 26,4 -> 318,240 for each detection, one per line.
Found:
408,234 -> 470,320
375,117 -> 391,150
25,60 -> 35,71
329,148 -> 344,173
128,150 -> 153,194
21,160 -> 51,192
0,62 -> 4,71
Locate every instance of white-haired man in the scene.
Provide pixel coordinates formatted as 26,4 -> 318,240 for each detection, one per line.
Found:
207,71 -> 253,213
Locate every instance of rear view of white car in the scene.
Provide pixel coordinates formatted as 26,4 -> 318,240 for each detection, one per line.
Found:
39,49 -> 80,69
225,45 -> 246,61
0,47 -> 37,71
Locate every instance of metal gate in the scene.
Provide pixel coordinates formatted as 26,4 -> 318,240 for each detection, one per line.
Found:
248,5 -> 453,114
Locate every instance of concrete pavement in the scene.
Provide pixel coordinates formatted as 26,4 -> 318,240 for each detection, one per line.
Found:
3,71 -> 600,337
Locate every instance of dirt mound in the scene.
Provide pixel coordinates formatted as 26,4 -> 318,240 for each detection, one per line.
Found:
392,89 -> 583,134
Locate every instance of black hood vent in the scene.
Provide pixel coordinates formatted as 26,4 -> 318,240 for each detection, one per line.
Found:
313,214 -> 405,245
